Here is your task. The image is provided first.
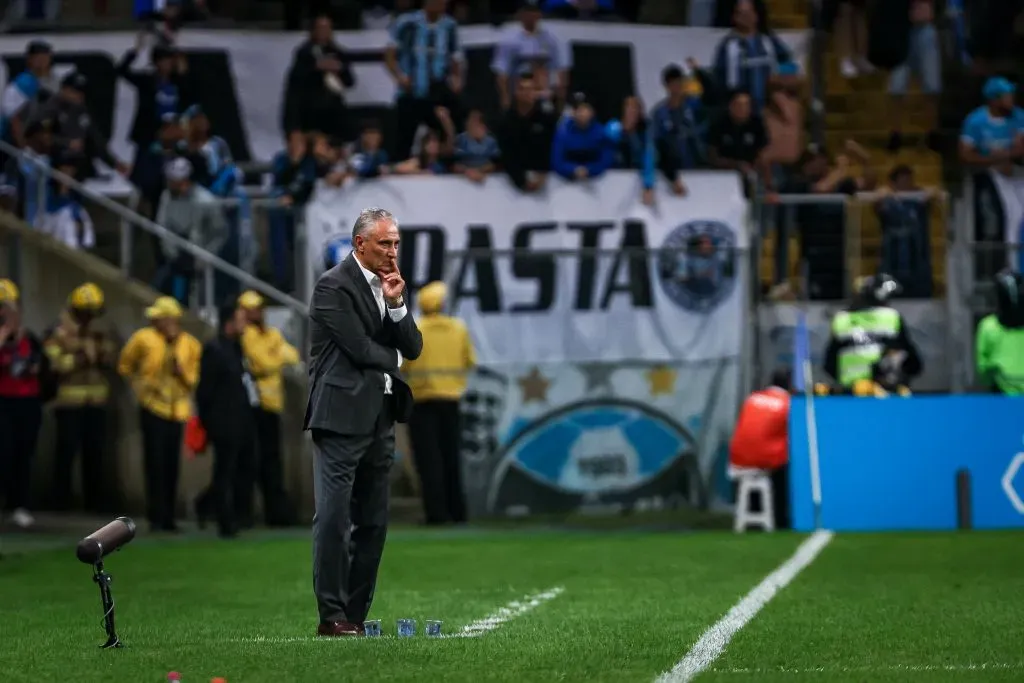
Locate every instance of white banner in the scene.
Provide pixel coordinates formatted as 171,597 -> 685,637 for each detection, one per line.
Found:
306,171 -> 750,364
0,25 -> 808,166
987,169 -> 1024,270
757,301 -> 951,392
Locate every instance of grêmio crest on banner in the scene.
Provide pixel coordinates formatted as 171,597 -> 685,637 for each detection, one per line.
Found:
305,171 -> 750,365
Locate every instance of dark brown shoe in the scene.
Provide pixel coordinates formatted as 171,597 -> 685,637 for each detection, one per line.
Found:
317,621 -> 361,637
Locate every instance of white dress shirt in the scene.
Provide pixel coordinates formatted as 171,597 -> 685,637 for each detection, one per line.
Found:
355,256 -> 407,394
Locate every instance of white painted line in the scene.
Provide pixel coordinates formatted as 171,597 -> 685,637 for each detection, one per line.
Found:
448,586 -> 565,638
714,662 -> 1024,675
225,585 -> 565,644
655,530 -> 834,683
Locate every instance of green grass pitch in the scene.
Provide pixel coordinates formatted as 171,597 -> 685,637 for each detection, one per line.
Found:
1,528 -> 1022,682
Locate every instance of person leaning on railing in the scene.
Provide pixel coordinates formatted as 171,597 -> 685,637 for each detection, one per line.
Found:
976,271 -> 1024,396
118,296 -> 202,533
154,157 -> 228,307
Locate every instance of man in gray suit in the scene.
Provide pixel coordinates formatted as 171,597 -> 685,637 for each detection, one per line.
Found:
305,207 -> 423,637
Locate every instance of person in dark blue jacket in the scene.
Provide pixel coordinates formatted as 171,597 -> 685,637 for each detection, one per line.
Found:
268,131 -> 317,292
551,93 -> 615,181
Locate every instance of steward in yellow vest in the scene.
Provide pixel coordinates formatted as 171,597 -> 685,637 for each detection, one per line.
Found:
238,290 -> 299,525
118,296 -> 202,532
402,281 -> 477,526
43,283 -> 120,513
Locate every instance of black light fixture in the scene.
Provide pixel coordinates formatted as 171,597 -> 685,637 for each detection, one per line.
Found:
76,517 -> 136,648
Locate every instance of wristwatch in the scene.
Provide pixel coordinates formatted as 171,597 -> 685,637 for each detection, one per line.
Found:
386,296 -> 404,308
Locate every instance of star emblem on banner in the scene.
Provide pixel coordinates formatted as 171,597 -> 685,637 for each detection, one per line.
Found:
646,365 -> 677,397
518,367 -> 551,404
578,363 -> 616,393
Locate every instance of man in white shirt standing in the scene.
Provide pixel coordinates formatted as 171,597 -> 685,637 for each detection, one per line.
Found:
304,207 -> 423,637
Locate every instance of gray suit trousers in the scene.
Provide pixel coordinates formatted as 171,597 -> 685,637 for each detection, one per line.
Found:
311,418 -> 394,624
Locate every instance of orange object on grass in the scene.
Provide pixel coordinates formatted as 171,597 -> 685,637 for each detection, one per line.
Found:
729,387 -> 791,470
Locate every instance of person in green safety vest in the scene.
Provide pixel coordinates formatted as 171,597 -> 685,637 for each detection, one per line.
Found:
823,273 -> 923,394
976,270 -> 1024,395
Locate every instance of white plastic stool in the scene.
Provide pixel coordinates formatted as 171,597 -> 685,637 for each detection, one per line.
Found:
729,466 -> 776,533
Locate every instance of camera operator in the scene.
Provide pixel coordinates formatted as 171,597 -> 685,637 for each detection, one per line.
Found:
0,293 -> 48,529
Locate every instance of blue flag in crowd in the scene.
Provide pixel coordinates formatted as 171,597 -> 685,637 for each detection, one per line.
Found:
792,310 -> 810,392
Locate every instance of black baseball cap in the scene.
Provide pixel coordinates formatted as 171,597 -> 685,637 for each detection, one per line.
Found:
26,40 -> 52,56
61,72 -> 87,93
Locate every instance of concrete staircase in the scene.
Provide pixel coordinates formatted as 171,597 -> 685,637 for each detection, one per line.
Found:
759,0 -> 947,296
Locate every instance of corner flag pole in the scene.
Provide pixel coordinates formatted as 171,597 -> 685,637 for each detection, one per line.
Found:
802,354 -> 823,530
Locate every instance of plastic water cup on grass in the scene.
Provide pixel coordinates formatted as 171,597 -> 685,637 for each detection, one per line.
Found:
425,620 -> 442,637
363,620 -> 381,637
396,619 -> 416,637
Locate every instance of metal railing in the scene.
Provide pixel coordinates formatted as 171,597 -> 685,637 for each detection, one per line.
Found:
0,140 -> 306,323
751,189 -> 951,302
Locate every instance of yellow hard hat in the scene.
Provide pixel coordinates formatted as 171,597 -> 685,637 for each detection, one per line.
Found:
237,290 -> 264,309
69,282 -> 105,311
145,296 -> 183,320
0,278 -> 19,303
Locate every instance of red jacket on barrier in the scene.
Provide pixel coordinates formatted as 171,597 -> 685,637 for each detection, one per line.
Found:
729,387 -> 791,470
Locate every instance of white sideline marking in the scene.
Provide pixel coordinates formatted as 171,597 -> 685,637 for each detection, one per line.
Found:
448,585 -> 565,639
714,662 -> 1024,675
227,586 -> 565,644
655,530 -> 834,683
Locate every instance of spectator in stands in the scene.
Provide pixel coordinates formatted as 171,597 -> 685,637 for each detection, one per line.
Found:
714,0 -> 768,30
133,113 -> 198,215
0,289 -> 46,530
1,40 -> 54,150
499,71 -> 556,193
154,157 -> 228,306
551,92 -> 615,182
761,71 -> 804,170
118,35 -> 194,155
28,72 -> 129,180
350,121 -> 392,178
887,0 -> 942,152
6,117 -> 55,227
651,65 -> 706,197
268,131 -> 317,292
712,0 -> 800,115
40,152 -> 95,251
44,283 -> 119,515
310,131 -> 349,187
612,96 -> 655,205
543,0 -> 616,20
183,105 -> 252,303
385,0 -> 464,160
708,89 -> 771,194
282,14 -> 356,143
118,296 -> 202,532
873,165 -> 938,298
492,0 -> 571,111
976,271 -> 1024,395
959,77 -> 1024,175
826,0 -> 872,78
136,0 -> 210,46
394,129 -> 450,175
781,142 -> 876,300
453,109 -> 499,184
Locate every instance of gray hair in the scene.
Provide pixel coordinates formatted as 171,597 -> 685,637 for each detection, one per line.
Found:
351,207 -> 397,241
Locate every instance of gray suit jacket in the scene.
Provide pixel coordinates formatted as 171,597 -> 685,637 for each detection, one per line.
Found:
304,254 -> 423,435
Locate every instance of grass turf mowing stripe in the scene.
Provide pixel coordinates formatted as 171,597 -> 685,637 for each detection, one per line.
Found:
655,530 -> 834,683
225,586 -> 565,643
